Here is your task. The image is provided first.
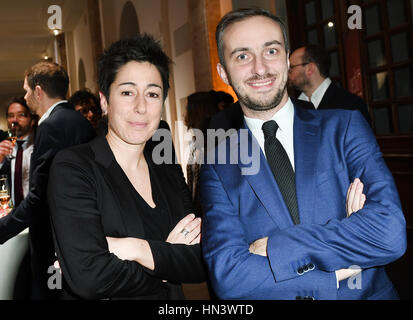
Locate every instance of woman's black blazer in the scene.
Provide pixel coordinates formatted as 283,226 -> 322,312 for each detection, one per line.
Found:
48,135 -> 205,299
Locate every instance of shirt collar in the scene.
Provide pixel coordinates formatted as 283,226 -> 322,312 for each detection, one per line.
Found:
38,100 -> 67,125
244,97 -> 294,134
299,77 -> 331,108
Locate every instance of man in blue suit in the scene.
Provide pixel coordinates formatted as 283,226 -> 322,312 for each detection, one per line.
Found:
199,8 -> 406,300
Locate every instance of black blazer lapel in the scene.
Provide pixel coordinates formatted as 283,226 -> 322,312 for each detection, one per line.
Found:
89,136 -> 146,237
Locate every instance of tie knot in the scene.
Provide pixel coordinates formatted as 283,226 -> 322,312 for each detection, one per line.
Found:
16,140 -> 24,149
262,120 -> 279,140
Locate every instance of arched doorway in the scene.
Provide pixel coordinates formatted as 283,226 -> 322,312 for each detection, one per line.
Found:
119,1 -> 140,39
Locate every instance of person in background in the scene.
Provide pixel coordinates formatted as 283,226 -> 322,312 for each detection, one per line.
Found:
288,45 -> 372,125
200,7 -> 406,300
0,96 -> 38,208
0,61 -> 95,299
0,96 -> 38,299
210,90 -> 234,111
69,89 -> 102,129
48,34 -> 205,300
184,91 -> 220,216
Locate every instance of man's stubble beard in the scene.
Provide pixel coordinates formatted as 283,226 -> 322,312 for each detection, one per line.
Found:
288,71 -> 310,94
227,72 -> 288,112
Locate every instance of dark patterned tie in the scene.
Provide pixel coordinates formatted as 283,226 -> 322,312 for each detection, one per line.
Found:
262,120 -> 300,224
14,140 -> 24,207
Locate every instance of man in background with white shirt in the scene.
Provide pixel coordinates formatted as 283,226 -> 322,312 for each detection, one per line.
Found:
288,45 -> 371,125
0,62 -> 95,299
0,96 -> 37,299
0,96 -> 37,208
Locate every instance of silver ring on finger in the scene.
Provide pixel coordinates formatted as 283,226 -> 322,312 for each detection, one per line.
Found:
180,228 -> 189,237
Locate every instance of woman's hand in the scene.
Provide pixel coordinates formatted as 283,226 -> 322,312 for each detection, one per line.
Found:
166,213 -> 201,245
346,178 -> 366,217
106,237 -> 155,270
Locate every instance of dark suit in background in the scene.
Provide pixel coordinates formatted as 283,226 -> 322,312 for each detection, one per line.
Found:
0,102 -> 95,299
0,130 -> 8,142
300,82 -> 372,125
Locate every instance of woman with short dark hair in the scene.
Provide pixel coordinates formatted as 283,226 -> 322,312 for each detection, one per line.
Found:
48,34 -> 205,300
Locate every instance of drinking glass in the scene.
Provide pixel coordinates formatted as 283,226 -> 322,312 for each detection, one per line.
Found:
0,174 -> 11,212
6,123 -> 17,160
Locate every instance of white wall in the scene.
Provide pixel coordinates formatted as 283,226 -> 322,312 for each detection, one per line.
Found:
167,0 -> 196,168
71,11 -> 97,93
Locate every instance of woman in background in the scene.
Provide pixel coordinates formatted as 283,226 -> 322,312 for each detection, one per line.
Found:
184,91 -> 220,215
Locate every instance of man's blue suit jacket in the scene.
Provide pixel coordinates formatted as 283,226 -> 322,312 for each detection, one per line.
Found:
200,104 -> 406,300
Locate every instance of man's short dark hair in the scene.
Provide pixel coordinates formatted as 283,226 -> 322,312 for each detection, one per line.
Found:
303,45 -> 331,78
98,34 -> 171,101
69,89 -> 102,116
24,62 -> 69,99
6,96 -> 32,118
216,7 -> 290,67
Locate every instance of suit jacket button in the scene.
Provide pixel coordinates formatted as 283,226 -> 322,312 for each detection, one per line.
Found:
308,263 -> 315,270
302,264 -> 309,272
297,267 -> 304,275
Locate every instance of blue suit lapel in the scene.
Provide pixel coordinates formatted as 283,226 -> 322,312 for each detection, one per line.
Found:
293,106 -> 320,225
237,124 -> 294,229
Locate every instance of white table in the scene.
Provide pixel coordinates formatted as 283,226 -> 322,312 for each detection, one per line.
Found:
0,228 -> 29,300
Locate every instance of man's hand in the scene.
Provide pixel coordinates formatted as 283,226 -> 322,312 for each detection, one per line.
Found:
335,179 -> 367,284
249,180 -> 367,276
0,207 -> 12,218
335,267 -> 362,282
346,178 -> 366,217
0,139 -> 14,163
249,237 -> 268,256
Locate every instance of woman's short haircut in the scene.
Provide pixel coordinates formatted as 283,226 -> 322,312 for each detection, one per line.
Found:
98,34 -> 172,101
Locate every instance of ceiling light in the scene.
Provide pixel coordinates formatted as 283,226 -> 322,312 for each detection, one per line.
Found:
53,29 -> 60,36
328,21 -> 334,28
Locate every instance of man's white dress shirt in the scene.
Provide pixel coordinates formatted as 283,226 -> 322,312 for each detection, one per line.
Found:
244,98 -> 295,170
298,78 -> 332,109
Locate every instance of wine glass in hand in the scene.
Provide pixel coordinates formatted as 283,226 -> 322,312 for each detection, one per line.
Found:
6,122 -> 17,160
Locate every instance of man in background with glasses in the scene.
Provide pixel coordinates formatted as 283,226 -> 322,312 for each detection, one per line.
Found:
0,96 -> 38,299
68,89 -> 102,130
0,96 -> 38,208
288,45 -> 371,125
0,62 -> 95,300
